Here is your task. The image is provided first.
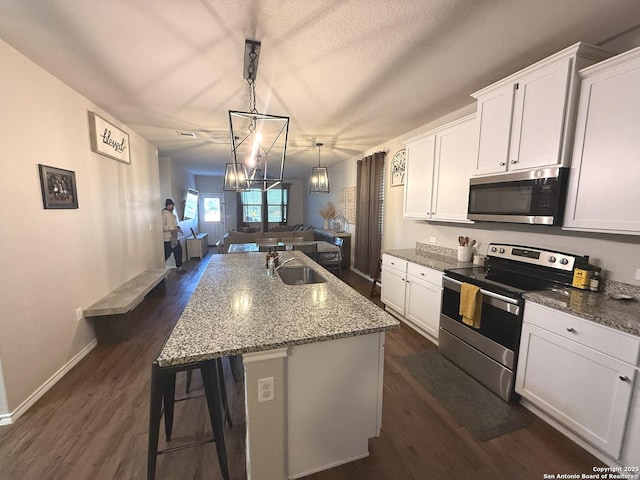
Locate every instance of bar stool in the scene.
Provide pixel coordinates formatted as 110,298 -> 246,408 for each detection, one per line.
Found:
185,359 -> 233,428
147,357 -> 230,480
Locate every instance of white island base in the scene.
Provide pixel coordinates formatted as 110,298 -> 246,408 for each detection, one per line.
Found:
243,331 -> 385,480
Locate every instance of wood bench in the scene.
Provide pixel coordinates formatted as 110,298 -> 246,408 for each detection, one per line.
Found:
84,269 -> 168,343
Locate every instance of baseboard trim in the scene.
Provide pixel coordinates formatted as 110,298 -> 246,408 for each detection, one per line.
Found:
0,339 -> 98,426
288,452 -> 370,479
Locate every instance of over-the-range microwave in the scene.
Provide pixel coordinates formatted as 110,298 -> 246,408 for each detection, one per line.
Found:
467,166 -> 569,225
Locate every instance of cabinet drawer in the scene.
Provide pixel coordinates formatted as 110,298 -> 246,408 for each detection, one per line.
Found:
523,302 -> 640,365
407,262 -> 442,286
382,254 -> 407,272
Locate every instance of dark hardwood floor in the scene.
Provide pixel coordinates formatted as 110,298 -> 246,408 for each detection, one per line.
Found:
0,253 -> 601,479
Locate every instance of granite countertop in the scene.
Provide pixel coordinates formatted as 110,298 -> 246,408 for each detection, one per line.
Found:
157,251 -> 399,367
524,289 -> 640,337
382,247 -> 473,272
385,244 -> 640,338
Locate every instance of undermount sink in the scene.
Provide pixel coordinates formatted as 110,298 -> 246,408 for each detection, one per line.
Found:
277,266 -> 327,285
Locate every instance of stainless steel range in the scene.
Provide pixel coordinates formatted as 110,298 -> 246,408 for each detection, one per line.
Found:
439,243 -> 589,402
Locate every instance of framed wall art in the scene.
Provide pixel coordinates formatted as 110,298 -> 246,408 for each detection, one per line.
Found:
38,164 -> 79,209
88,111 -> 131,164
390,149 -> 406,187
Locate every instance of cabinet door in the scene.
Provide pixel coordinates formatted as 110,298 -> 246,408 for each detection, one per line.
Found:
381,266 -> 406,315
405,274 -> 441,340
508,58 -> 571,171
431,117 -> 476,223
403,134 -> 435,219
516,322 -> 635,458
474,84 -> 515,175
564,50 -> 640,234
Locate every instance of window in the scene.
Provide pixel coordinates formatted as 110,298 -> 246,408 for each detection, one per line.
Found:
203,196 -> 222,223
239,185 -> 289,224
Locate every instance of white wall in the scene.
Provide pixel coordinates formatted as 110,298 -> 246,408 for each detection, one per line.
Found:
0,39 -> 163,417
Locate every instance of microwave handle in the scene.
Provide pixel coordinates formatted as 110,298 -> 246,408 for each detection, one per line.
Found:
443,277 -> 521,312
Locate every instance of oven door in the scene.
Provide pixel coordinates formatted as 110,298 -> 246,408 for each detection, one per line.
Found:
440,276 -> 522,369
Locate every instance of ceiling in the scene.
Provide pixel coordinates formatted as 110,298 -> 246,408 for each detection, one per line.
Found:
1,1 -> 640,179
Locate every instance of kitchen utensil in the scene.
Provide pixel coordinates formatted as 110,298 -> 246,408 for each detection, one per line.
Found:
464,236 -> 469,247
470,239 -> 477,248
458,236 -> 465,246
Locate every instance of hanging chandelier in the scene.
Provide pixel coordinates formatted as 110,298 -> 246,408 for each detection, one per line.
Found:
310,142 -> 330,193
224,39 -> 290,192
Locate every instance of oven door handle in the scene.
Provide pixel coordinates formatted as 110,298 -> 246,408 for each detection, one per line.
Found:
443,277 -> 521,315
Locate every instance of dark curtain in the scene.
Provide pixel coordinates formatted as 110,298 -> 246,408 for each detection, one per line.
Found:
355,151 -> 385,277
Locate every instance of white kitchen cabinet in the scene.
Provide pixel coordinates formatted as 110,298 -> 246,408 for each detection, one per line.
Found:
403,115 -> 476,223
380,255 -> 407,315
381,254 -> 442,342
405,262 -> 442,339
516,301 -> 639,459
472,42 -> 611,176
403,134 -> 435,219
563,46 -> 640,235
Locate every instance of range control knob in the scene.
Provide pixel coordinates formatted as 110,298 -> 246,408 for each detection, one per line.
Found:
560,258 -> 569,265
499,248 -> 505,254
491,247 -> 497,252
548,256 -> 556,263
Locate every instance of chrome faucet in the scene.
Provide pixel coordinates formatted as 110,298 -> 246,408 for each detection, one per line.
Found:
274,257 -> 302,272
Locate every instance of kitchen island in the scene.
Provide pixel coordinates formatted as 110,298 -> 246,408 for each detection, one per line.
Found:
157,251 -> 399,479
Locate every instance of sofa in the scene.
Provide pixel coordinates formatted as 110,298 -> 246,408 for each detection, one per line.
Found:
223,224 -> 316,248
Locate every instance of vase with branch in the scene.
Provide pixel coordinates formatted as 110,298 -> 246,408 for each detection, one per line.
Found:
318,202 -> 336,230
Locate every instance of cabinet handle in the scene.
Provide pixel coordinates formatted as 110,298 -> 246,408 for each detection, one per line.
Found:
421,273 -> 425,276
619,375 -> 630,382
499,162 -> 506,166
566,327 -> 576,333
510,160 -> 518,164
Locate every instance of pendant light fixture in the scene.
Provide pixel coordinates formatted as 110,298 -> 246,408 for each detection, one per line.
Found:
224,39 -> 289,192
310,142 -> 330,193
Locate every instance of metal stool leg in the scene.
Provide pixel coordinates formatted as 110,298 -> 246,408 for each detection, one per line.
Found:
163,371 -> 177,441
201,361 -> 230,480
147,363 -> 163,480
216,358 -> 233,427
185,368 -> 192,394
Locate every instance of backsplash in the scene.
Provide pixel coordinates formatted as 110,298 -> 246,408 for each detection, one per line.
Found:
416,242 -> 457,258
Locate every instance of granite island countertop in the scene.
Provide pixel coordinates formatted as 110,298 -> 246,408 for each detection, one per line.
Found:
524,289 -> 640,337
157,251 -> 399,366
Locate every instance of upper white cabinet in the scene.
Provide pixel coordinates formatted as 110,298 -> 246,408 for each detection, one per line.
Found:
472,42 -> 611,176
403,114 -> 476,223
564,46 -> 640,235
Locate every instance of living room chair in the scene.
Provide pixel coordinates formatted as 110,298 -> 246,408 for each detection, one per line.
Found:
293,242 -> 318,261
318,237 -> 343,277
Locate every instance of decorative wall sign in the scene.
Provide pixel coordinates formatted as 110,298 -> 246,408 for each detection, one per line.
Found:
38,164 -> 78,209
390,149 -> 406,186
88,111 -> 131,164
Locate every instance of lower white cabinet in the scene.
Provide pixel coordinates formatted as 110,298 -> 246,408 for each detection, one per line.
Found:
516,301 -> 639,460
381,254 -> 442,342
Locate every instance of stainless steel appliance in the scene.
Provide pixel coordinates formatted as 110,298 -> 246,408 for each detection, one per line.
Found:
467,166 -> 569,225
439,243 -> 588,402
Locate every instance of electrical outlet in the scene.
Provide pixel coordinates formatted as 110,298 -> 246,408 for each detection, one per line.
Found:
75,307 -> 83,322
636,269 -> 640,281
257,377 -> 274,403
429,236 -> 437,243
